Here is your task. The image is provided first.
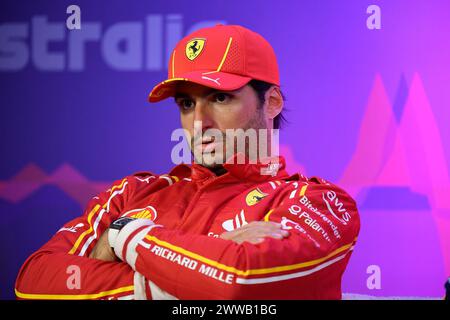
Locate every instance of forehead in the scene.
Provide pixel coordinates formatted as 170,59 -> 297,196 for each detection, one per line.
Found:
173,81 -> 249,97
174,82 -> 215,97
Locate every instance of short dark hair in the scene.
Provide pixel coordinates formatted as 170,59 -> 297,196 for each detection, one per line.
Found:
248,79 -> 287,129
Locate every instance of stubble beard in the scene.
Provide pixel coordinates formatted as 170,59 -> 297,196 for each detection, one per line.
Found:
191,110 -> 269,171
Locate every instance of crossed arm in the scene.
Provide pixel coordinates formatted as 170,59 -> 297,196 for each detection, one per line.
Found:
89,221 -> 289,262
15,174 -> 358,300
15,176 -> 292,300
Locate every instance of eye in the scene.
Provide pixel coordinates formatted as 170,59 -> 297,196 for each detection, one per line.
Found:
213,92 -> 231,103
176,98 -> 195,111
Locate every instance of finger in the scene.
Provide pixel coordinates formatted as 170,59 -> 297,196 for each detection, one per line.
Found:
267,230 -> 290,239
232,229 -> 289,244
220,227 -> 252,240
251,229 -> 290,239
268,232 -> 284,239
238,225 -> 283,236
246,226 -> 289,238
221,224 -> 278,240
220,223 -> 288,243
240,221 -> 282,230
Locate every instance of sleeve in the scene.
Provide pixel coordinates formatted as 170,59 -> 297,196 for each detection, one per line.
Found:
15,174 -> 156,300
113,178 -> 361,300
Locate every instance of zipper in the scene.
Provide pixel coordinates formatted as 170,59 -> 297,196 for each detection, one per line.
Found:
175,173 -> 235,229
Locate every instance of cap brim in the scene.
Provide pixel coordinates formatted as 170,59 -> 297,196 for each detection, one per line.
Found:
148,71 -> 252,103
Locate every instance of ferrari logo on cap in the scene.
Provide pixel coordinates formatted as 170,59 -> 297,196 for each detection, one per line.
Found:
186,38 -> 205,60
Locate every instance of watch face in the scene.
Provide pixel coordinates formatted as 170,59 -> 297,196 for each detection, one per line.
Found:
111,217 -> 135,230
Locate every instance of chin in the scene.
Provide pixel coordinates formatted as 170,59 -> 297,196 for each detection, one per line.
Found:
194,151 -> 226,168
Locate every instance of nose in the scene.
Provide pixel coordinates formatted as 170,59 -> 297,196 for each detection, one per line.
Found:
193,100 -> 214,132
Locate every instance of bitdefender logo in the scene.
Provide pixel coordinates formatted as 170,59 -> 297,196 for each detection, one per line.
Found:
0,14 -> 224,72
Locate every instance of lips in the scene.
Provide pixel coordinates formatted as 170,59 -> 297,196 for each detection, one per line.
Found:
202,141 -> 218,153
192,136 -> 220,154
192,133 -> 225,155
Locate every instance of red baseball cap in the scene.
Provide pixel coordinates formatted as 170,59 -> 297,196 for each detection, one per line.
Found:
148,24 -> 280,103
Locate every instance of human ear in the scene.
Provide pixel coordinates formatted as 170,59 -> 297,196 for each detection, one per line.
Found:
264,86 -> 284,119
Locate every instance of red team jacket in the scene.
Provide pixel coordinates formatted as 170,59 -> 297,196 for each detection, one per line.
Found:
15,156 -> 360,300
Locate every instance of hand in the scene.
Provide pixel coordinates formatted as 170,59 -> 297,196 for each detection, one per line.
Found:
89,228 -> 118,262
220,221 -> 289,245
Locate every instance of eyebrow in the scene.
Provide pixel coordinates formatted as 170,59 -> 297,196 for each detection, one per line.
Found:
174,88 -> 218,100
174,86 -> 244,100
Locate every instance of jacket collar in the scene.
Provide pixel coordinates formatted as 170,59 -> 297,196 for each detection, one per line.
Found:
169,153 -> 290,183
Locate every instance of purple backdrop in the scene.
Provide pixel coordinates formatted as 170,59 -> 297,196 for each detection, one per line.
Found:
1,0 -> 449,299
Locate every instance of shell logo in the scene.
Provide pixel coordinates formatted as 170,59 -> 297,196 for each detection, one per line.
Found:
122,206 -> 157,221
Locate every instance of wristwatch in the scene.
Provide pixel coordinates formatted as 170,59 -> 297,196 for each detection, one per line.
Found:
108,217 -> 136,249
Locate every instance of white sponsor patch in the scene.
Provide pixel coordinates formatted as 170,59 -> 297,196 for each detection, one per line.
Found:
322,191 -> 352,225
58,223 -> 84,233
222,209 -> 247,231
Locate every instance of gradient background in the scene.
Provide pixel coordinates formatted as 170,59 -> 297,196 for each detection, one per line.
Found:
1,0 -> 449,299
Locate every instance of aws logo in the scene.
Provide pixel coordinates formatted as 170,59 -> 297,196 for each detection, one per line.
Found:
322,191 -> 351,226
185,38 -> 205,60
121,206 -> 158,221
245,188 -> 268,206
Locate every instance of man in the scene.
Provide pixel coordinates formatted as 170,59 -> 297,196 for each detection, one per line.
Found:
15,24 -> 360,300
